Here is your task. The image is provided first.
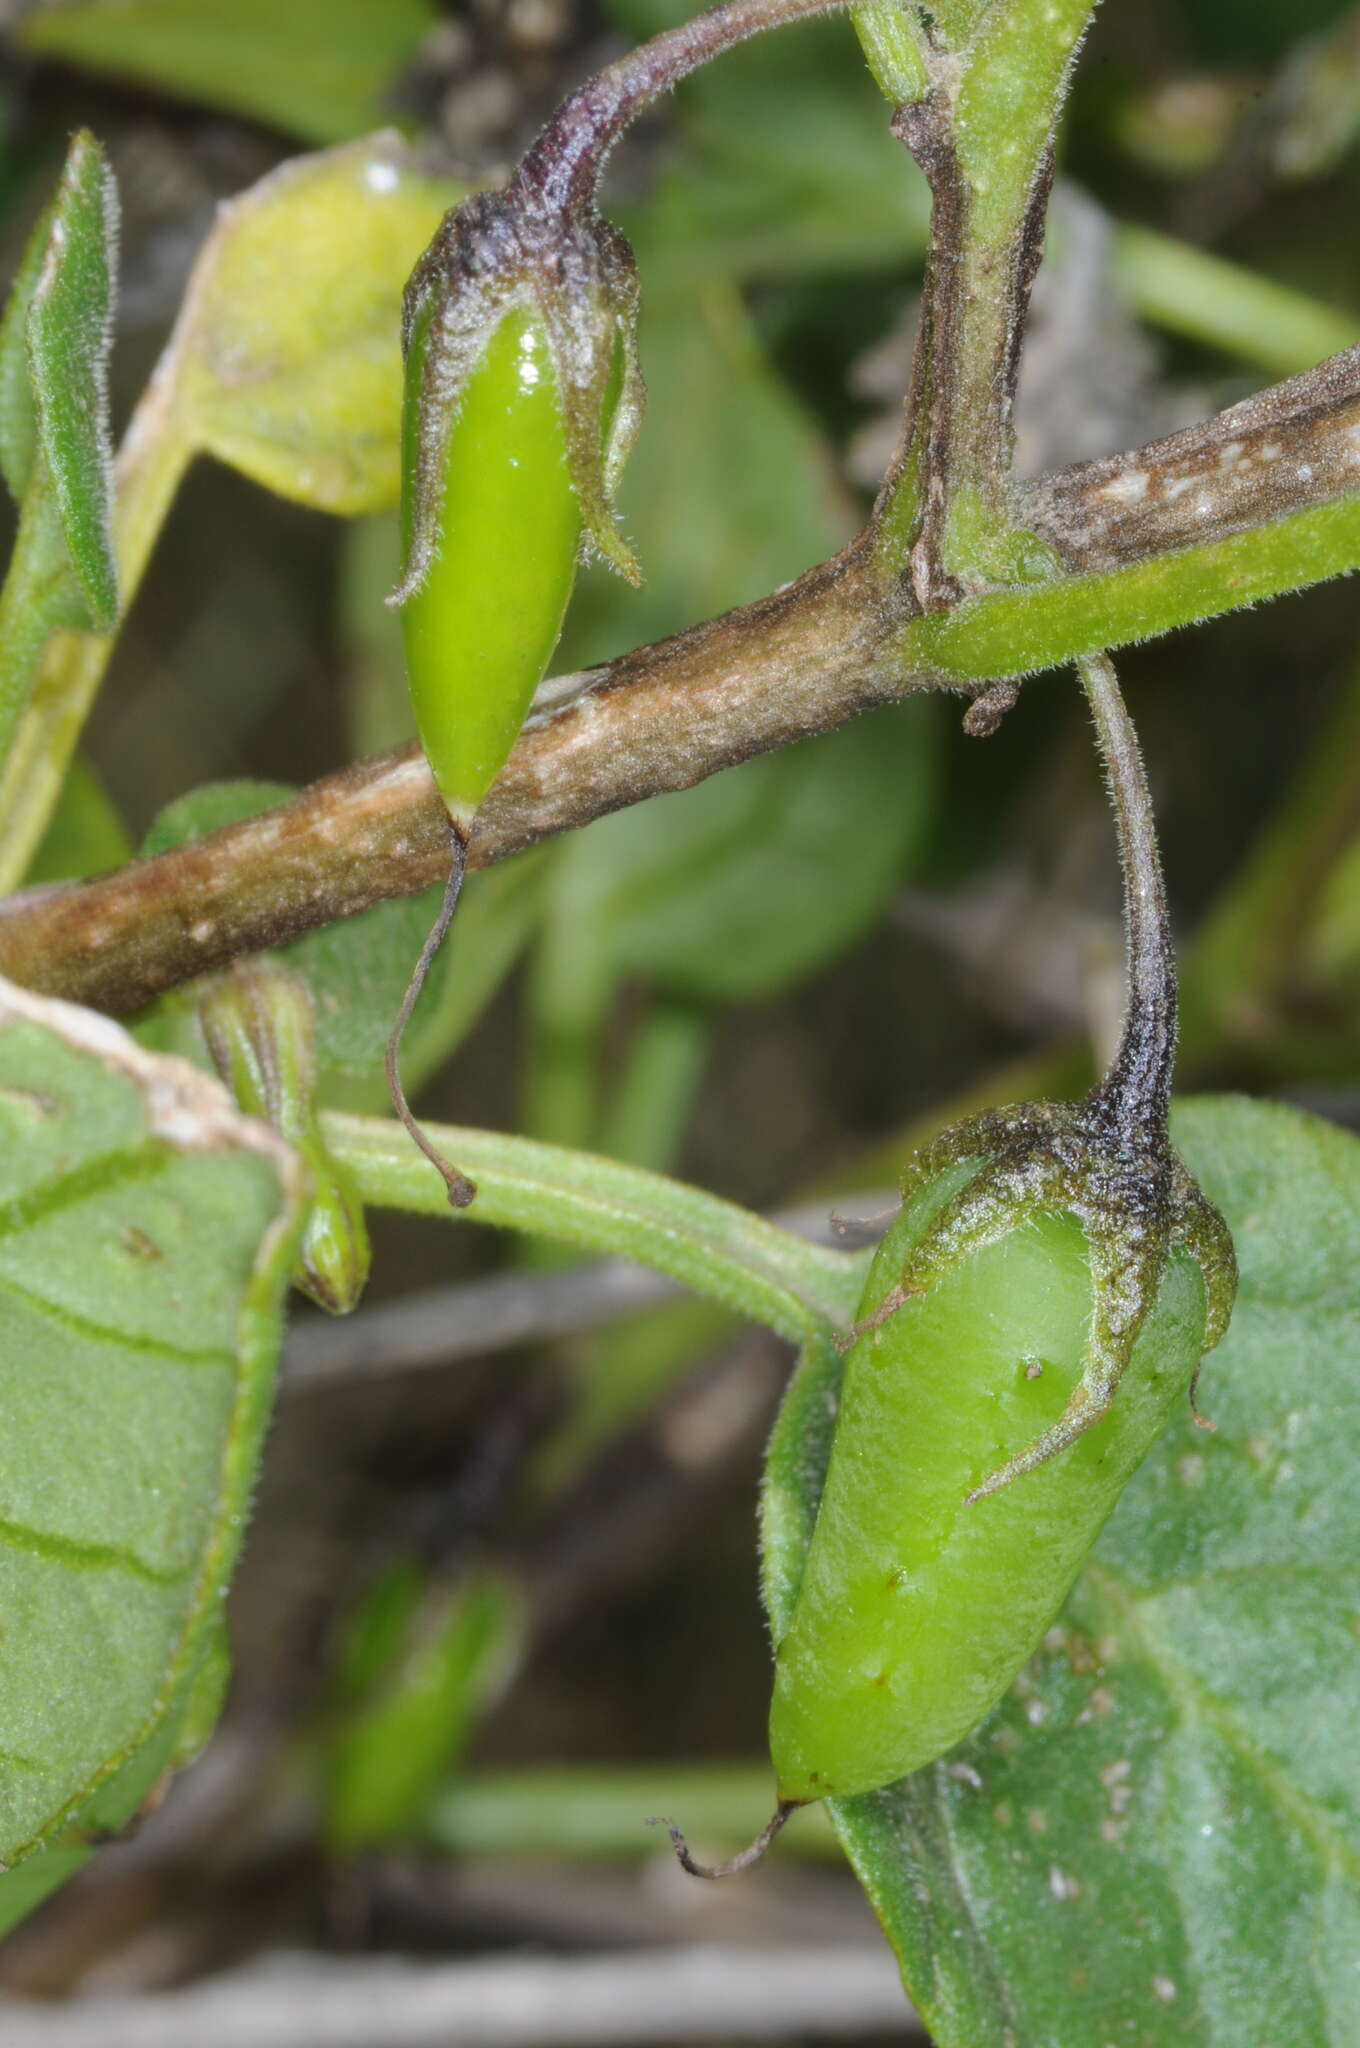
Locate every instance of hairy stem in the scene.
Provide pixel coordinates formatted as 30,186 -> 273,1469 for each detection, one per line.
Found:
3,349 -> 1360,1014
877,0 -> 1096,602
514,0 -> 911,216
1079,652 -> 1175,1143
323,1109 -> 865,1337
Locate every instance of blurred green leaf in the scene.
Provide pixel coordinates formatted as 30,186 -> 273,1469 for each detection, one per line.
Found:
553,707 -> 936,1010
556,281 -> 907,1006
1113,225 -> 1358,379
565,281 -> 856,669
322,1567 -> 523,1851
25,754 -> 130,884
0,179 -> 53,504
421,1763 -> 840,1861
16,0 -> 437,146
607,0 -> 931,286
23,127 -> 118,630
167,135 -> 461,516
0,975 -> 303,1923
763,1097 -> 1360,2046
340,512 -> 414,759
1178,0 -> 1352,66
538,282 -> 932,1155
550,278 -> 933,1003
1304,834 -> 1360,991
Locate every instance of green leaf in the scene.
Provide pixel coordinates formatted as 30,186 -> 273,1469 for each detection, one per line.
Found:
0,134 -> 454,887
541,284 -> 931,1059
140,781 -> 545,1093
0,975 -> 304,1905
168,135 -> 462,516
762,1096 -> 1360,2045
23,128 -> 119,631
322,1567 -> 523,1851
0,183 -> 54,504
15,0 -> 437,147
25,754 -> 131,885
0,133 -> 120,789
547,706 -> 937,1010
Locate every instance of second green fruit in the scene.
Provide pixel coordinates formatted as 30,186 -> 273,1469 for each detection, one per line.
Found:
768,1157 -> 1207,1804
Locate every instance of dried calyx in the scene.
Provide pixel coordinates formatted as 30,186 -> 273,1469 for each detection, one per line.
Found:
391,183 -> 644,607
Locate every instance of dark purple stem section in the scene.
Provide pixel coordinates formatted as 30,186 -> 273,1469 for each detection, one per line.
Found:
514,0 -> 868,214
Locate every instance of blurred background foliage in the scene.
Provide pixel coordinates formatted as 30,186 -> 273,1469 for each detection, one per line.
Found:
3,0 -> 1360,2025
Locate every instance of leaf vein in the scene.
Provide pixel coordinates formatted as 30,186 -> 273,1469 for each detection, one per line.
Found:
1086,1560 -> 1360,1884
0,1266 -> 236,1370
0,1143 -> 169,1240
0,1515 -> 187,1588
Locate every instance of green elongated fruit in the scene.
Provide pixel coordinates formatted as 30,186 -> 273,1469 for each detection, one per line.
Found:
384,176 -> 643,1210
399,303 -> 581,834
768,1162 -> 1206,1804
658,657 -> 1235,1882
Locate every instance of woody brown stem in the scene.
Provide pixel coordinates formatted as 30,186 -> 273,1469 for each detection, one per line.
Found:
2,348 -> 1360,1017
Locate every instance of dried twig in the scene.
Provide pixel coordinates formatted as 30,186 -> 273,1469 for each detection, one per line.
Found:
0,1944 -> 921,2047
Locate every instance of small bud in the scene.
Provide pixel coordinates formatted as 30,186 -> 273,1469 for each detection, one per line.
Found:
200,960 -> 371,1315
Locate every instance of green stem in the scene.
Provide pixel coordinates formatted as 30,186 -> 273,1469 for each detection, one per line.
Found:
0,391 -> 191,891
851,1 -> 929,103
323,1110 -> 867,1339
875,0 -> 1096,599
1114,225 -> 1358,381
910,484 -> 1360,682
417,1764 -> 839,1861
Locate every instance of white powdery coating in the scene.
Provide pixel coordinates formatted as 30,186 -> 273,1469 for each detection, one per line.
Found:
0,972 -> 302,1201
